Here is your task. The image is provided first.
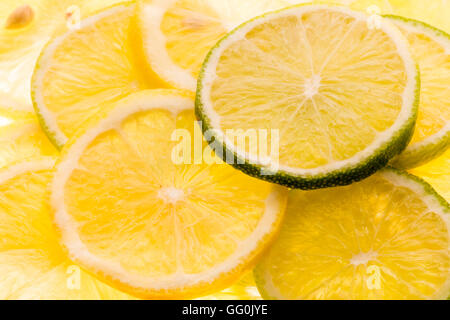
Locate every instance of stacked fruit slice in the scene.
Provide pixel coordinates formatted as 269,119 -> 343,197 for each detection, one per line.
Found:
0,0 -> 132,108
0,0 -> 448,300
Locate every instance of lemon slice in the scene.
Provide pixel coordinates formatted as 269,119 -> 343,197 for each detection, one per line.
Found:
384,17 -> 449,169
411,150 -> 450,202
0,158 -> 132,299
255,168 -> 450,300
0,0 -> 132,109
50,89 -> 287,299
196,4 -> 419,189
32,2 -> 160,149
137,0 -> 308,91
0,102 -> 57,168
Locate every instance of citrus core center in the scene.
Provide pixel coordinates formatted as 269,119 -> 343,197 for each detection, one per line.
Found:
158,187 -> 185,205
304,74 -> 321,99
350,250 -> 378,266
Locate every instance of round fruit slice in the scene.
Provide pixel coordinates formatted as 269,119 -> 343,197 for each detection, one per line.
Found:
328,1 -> 450,33
196,4 -> 419,190
255,168 -> 450,300
50,89 -> 287,299
0,158 -> 132,299
385,16 -> 449,169
0,0 -> 132,109
137,0 -> 309,91
411,150 -> 450,202
32,2 -> 160,149
0,103 -> 57,168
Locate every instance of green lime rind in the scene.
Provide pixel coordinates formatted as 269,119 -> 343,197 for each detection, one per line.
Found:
196,5 -> 420,190
253,167 -> 450,300
384,15 -> 450,170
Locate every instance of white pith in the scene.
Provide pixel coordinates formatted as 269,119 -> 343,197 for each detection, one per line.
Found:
258,168 -> 450,300
32,4 -> 131,148
387,17 -> 450,159
199,5 -> 418,177
51,91 -> 285,291
0,158 -> 55,184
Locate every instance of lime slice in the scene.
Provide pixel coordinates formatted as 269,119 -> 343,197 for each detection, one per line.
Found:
32,2 -> 160,149
0,0 -> 132,108
0,158 -> 132,299
196,4 -> 419,189
137,0 -> 308,91
255,168 -> 450,299
50,89 -> 287,299
385,16 -> 449,169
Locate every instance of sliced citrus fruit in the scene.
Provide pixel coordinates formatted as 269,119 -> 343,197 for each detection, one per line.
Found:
383,16 -> 449,169
411,150 -> 450,202
201,273 -> 261,300
50,89 -> 287,299
137,0 -> 309,91
329,1 -> 450,33
0,102 -> 57,168
255,168 -> 450,300
0,0 -> 132,109
32,2 -> 161,149
0,158 -> 133,299
196,4 -> 419,189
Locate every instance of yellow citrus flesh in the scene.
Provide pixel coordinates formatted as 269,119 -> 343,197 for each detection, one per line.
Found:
388,0 -> 450,33
51,90 -> 287,299
411,150 -> 450,202
255,169 -> 450,300
0,0 -> 132,108
138,0 -> 305,90
201,273 -> 261,300
205,6 -> 414,170
400,27 -> 449,145
0,105 -> 57,168
0,159 -> 133,299
33,3 -> 160,148
386,18 -> 450,168
328,1 -> 450,33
